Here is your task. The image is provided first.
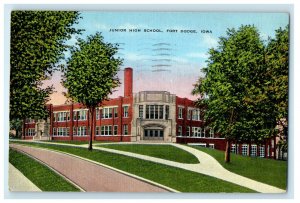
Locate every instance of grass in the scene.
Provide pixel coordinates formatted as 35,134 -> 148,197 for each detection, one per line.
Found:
99,144 -> 199,164
10,141 -> 255,193
9,149 -> 80,191
191,146 -> 287,190
40,140 -> 111,145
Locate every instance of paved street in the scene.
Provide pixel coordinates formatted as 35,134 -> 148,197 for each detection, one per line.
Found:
9,144 -> 169,192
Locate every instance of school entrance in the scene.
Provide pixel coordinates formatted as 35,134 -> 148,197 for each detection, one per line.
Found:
143,128 -> 164,140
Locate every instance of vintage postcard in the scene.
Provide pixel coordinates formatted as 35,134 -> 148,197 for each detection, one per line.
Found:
9,11 -> 289,193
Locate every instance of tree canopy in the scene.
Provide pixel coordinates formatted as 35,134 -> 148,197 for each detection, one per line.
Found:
62,32 -> 123,150
193,25 -> 289,162
10,11 -> 81,121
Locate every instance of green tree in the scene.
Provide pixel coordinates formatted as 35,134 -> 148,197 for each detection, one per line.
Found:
62,32 -> 123,150
10,11 -> 81,136
193,25 -> 274,162
10,119 -> 23,138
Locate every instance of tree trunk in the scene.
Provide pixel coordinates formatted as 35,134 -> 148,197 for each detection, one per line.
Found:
225,139 -> 231,163
88,107 -> 95,151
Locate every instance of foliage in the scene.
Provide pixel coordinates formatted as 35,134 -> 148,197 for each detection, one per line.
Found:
62,32 -> 123,150
9,118 -> 23,138
193,25 -> 289,161
10,11 -> 81,120
9,149 -> 80,191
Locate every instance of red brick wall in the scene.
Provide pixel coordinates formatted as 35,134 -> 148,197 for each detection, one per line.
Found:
124,67 -> 133,97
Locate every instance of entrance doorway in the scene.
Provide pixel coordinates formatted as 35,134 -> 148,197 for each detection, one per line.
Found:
144,129 -> 164,140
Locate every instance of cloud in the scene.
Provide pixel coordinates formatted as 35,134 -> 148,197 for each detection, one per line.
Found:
117,23 -> 149,30
95,23 -> 109,31
186,52 -> 209,59
203,34 -> 218,48
124,52 -> 148,61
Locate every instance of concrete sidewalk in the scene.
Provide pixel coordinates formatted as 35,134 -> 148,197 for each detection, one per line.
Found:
9,163 -> 41,192
11,140 -> 286,193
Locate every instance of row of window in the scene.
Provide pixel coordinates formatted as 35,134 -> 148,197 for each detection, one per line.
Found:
53,106 -> 129,122
177,126 -> 214,138
138,105 -> 169,120
52,125 -> 129,136
178,107 -> 201,121
231,144 -> 267,157
26,128 -> 35,136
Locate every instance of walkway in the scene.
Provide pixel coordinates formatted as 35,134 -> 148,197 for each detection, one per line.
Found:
9,163 -> 41,192
11,141 -> 286,193
93,143 -> 285,193
9,144 -> 170,192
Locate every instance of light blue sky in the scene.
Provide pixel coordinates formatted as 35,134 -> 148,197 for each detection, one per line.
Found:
50,12 -> 289,103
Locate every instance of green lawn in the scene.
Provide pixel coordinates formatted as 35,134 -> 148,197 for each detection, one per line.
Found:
41,140 -> 111,145
99,144 -> 199,164
10,141 -> 255,193
191,146 -> 287,190
9,149 -> 80,192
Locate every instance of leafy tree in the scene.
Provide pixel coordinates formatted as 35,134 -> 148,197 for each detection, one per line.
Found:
62,32 -> 123,150
10,119 -> 23,138
10,11 -> 81,136
193,25 -> 279,162
265,26 -> 289,150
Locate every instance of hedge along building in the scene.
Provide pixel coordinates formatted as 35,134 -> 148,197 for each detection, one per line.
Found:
23,67 -> 277,158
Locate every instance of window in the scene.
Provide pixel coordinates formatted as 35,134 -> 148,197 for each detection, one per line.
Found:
251,145 -> 257,157
187,109 -> 192,120
139,105 -> 143,118
178,126 -> 182,136
123,106 -> 129,117
150,105 -> 154,119
209,129 -> 214,138
73,111 -> 78,121
186,126 -> 190,137
123,124 -> 128,135
53,113 -> 57,122
102,107 -> 113,119
96,108 -> 100,120
192,127 -> 202,137
165,105 -> 169,119
74,110 -> 87,121
113,107 -> 118,118
145,105 -> 164,120
114,125 -> 118,135
73,127 -> 76,136
56,127 -> 69,136
231,144 -> 239,154
100,126 -> 112,136
27,128 -> 35,136
57,112 -> 69,122
53,128 -> 56,136
192,109 -> 201,121
178,107 -> 183,119
75,126 -> 87,136
242,144 -> 248,156
95,126 -> 100,136
259,146 -> 265,158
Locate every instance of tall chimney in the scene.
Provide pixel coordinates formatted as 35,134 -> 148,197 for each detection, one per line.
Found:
124,67 -> 133,97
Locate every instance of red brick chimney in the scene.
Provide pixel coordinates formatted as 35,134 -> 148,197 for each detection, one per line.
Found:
124,67 -> 133,97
